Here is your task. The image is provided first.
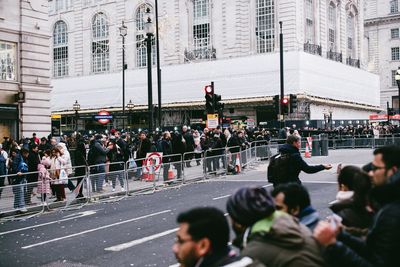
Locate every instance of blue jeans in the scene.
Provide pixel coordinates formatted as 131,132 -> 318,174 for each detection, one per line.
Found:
12,178 -> 26,209
91,165 -> 105,192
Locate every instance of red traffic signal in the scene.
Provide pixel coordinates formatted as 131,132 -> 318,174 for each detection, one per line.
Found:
204,85 -> 214,95
281,97 -> 289,105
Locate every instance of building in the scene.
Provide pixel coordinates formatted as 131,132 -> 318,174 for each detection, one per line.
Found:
364,0 -> 400,111
49,0 -> 380,131
0,0 -> 51,140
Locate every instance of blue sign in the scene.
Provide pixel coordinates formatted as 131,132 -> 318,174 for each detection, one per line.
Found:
94,115 -> 113,120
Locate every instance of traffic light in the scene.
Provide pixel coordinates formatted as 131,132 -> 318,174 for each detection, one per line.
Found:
289,94 -> 297,113
213,94 -> 224,112
273,95 -> 280,114
205,83 -> 214,113
281,97 -> 289,115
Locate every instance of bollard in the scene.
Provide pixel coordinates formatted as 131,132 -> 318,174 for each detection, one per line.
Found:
311,135 -> 321,156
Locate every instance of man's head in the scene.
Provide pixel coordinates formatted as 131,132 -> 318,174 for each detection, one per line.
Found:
370,146 -> 400,186
182,125 -> 188,133
50,138 -> 57,146
21,148 -> 29,159
226,187 -> 275,235
30,143 -> 39,153
286,135 -> 301,150
139,131 -> 147,140
173,207 -> 229,267
32,133 -> 36,137
40,137 -> 47,144
271,183 -> 311,216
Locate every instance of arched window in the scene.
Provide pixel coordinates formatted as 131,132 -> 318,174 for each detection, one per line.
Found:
193,0 -> 210,51
135,4 -> 155,68
305,0 -> 314,43
255,0 -> 275,53
327,3 -> 336,51
91,12 -> 109,73
53,20 -> 68,77
346,13 -> 355,58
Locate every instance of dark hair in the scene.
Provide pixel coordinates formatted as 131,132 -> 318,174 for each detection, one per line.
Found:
271,183 -> 311,212
352,171 -> 372,208
30,143 -> 39,150
21,148 -> 29,155
373,146 -> 400,170
176,207 -> 229,253
286,135 -> 300,145
338,166 -> 363,190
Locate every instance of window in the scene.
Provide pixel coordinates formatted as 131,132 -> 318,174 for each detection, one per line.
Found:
0,41 -> 16,81
135,4 -> 156,68
390,0 -> 399,13
327,3 -> 336,50
256,0 -> 275,53
54,0 -> 71,12
392,70 -> 398,86
91,12 -> 109,73
347,13 -> 355,57
392,47 -> 400,60
391,28 -> 399,39
53,21 -> 68,77
193,0 -> 210,51
305,0 -> 314,43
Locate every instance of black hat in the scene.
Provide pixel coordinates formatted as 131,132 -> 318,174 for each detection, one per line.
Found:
226,187 -> 275,226
95,134 -> 103,140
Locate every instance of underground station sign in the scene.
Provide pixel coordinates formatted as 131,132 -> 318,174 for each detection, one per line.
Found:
93,110 -> 113,125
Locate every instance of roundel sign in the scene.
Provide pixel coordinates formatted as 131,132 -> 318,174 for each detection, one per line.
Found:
95,110 -> 112,125
144,152 -> 163,172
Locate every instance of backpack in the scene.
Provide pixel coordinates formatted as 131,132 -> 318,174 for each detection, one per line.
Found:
267,152 -> 292,184
87,146 -> 97,166
17,158 -> 28,173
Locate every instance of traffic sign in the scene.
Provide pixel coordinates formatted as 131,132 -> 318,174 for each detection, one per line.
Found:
207,114 -> 219,129
144,152 -> 163,172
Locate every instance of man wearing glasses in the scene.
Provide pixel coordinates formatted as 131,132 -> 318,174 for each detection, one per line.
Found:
172,207 -> 263,267
314,146 -> 400,267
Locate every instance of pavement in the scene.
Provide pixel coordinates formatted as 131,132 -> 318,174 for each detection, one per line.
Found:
0,149 -> 374,267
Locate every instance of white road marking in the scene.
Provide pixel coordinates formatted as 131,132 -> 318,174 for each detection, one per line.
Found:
104,228 -> 178,252
169,264 -> 180,267
212,194 -> 231,200
262,184 -> 273,188
329,200 -> 338,205
0,210 -> 99,236
221,179 -> 267,183
21,209 -> 171,249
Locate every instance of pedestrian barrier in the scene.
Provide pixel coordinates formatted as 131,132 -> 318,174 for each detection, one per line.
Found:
3,136 -> 400,219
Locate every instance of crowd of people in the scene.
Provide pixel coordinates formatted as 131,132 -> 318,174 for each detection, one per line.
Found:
0,126 -> 271,213
172,144 -> 400,267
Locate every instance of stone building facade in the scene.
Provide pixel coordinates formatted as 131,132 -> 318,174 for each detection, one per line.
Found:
364,0 -> 400,110
0,0 -> 51,139
48,0 -> 379,131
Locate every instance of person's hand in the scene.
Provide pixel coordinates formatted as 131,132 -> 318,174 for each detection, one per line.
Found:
323,164 -> 332,170
17,172 -> 22,176
313,221 -> 337,246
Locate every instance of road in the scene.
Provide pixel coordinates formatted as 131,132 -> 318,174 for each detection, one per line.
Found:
0,149 -> 374,267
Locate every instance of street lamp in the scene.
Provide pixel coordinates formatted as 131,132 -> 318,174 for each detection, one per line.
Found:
119,21 -> 128,130
322,109 -> 329,129
127,100 -> 134,127
145,7 -> 154,133
154,0 -> 162,129
72,100 -> 80,132
328,108 -> 333,129
395,67 -> 400,113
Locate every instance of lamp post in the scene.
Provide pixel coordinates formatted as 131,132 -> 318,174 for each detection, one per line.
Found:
155,0 -> 162,128
73,100 -> 80,132
395,67 -> 400,114
328,108 -> 333,129
127,100 -> 134,128
145,8 -> 154,133
119,21 -> 128,130
322,109 -> 329,130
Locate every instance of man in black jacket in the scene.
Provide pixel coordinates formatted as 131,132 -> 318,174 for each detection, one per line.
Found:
26,144 -> 40,205
273,135 -> 331,185
314,146 -> 400,267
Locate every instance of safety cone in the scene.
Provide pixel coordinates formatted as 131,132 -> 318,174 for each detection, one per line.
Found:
168,168 -> 175,180
304,143 -> 311,158
235,153 -> 241,173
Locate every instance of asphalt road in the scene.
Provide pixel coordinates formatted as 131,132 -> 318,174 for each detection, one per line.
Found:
0,149 -> 374,267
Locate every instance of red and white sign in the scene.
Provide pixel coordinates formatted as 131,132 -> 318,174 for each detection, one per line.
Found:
95,110 -> 112,125
369,114 -> 400,121
144,152 -> 163,172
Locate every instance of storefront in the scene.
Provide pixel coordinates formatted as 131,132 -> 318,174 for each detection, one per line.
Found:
0,104 -> 18,140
